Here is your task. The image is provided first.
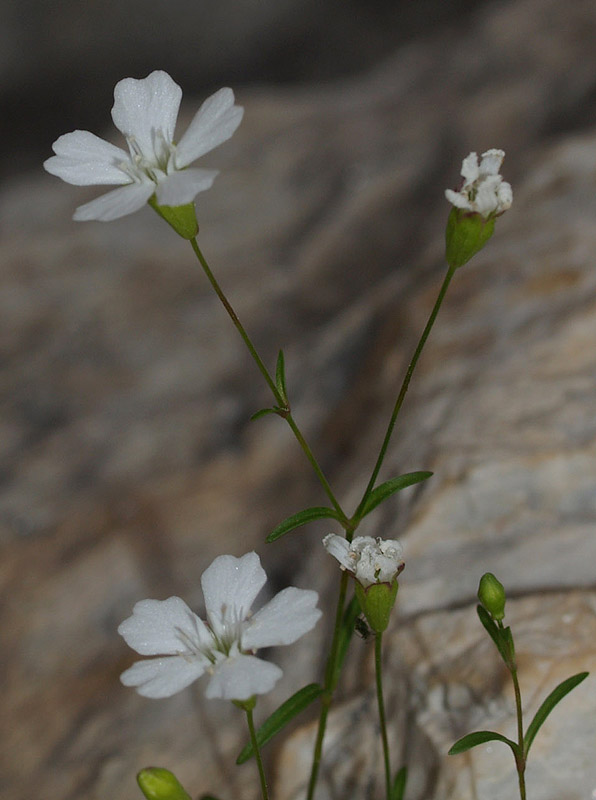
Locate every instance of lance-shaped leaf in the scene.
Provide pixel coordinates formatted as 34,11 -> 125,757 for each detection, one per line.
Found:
328,594 -> 361,689
391,766 -> 407,800
476,605 -> 512,666
236,683 -> 323,764
275,349 -> 289,405
357,472 -> 433,520
448,730 -> 519,757
524,671 -> 589,757
267,506 -> 342,542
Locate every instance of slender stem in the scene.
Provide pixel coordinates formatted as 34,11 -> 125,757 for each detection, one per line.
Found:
355,264 -> 457,518
190,238 -> 279,399
375,632 -> 392,800
510,666 -> 527,800
189,238 -> 346,520
306,569 -> 351,800
245,705 -> 270,800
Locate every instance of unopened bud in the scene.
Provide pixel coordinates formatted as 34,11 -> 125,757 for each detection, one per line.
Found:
478,572 -> 506,621
137,768 -> 192,800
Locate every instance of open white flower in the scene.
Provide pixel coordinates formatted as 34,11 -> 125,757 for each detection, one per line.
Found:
445,149 -> 512,218
118,552 -> 321,701
44,70 -> 243,222
323,534 -> 404,588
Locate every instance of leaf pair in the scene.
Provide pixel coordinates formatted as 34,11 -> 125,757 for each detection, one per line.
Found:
267,471 -> 433,542
449,673 -> 588,759
251,350 -> 290,420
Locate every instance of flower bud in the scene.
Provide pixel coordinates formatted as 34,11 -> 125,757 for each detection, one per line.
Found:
148,196 -> 199,239
137,768 -> 192,800
477,572 -> 506,621
355,579 -> 399,633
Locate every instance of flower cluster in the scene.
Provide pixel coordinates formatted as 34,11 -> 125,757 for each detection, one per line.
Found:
118,552 -> 321,702
445,149 -> 512,218
44,70 -> 243,222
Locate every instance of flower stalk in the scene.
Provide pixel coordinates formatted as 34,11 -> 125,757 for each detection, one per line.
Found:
375,632 -> 392,800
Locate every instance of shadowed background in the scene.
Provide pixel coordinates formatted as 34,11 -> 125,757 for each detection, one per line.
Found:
2,1 -> 596,799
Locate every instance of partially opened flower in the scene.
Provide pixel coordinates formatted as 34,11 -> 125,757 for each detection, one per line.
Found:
44,70 -> 243,224
118,552 -> 321,701
323,535 -> 404,588
445,149 -> 512,218
323,535 -> 404,633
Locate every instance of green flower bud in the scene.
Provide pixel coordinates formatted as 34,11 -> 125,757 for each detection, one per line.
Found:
445,207 -> 495,269
148,196 -> 199,240
478,572 -> 506,621
355,579 -> 399,633
137,768 -> 192,800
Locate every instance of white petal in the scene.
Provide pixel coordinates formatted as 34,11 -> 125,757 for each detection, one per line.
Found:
73,182 -> 154,221
118,596 -> 211,655
445,188 -> 471,210
474,175 -> 501,216
460,152 -> 479,183
242,587 -> 321,650
480,149 -> 505,175
120,656 -> 206,698
155,168 -> 219,206
201,552 -> 266,632
322,533 -> 353,571
497,181 -> 513,210
205,654 -> 282,700
44,130 -> 131,186
112,70 -> 182,161
176,88 -> 244,168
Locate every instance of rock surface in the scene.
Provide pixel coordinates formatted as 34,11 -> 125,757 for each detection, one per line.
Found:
2,0 -> 596,799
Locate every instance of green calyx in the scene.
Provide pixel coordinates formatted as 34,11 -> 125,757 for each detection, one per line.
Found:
148,196 -> 199,239
478,572 -> 506,621
355,579 -> 399,633
137,768 -> 192,800
445,207 -> 496,269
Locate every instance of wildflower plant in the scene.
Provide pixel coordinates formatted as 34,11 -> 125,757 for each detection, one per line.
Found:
44,71 -> 589,800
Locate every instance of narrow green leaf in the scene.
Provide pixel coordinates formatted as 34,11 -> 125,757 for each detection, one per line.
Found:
236,683 -> 323,764
524,671 -> 589,757
448,730 -> 519,756
358,471 -> 433,519
267,506 -> 342,542
476,605 -> 511,666
391,766 -> 407,800
329,594 -> 361,688
275,349 -> 288,404
250,407 -> 277,421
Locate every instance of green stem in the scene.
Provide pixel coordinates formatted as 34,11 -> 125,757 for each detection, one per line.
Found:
355,264 -> 457,518
511,666 -> 527,800
375,632 -> 392,800
246,705 -> 270,800
189,238 -> 346,520
306,569 -> 351,800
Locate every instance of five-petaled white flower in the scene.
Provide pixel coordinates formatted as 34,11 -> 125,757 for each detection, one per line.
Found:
118,552 -> 321,701
445,149 -> 512,218
44,70 -> 243,222
323,534 -> 404,588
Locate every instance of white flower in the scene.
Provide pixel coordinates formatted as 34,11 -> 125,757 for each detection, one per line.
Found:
323,534 -> 404,588
44,70 -> 243,222
445,149 -> 512,218
118,552 -> 321,701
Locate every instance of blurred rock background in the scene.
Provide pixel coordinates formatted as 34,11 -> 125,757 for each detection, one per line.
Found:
2,1 -> 596,799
